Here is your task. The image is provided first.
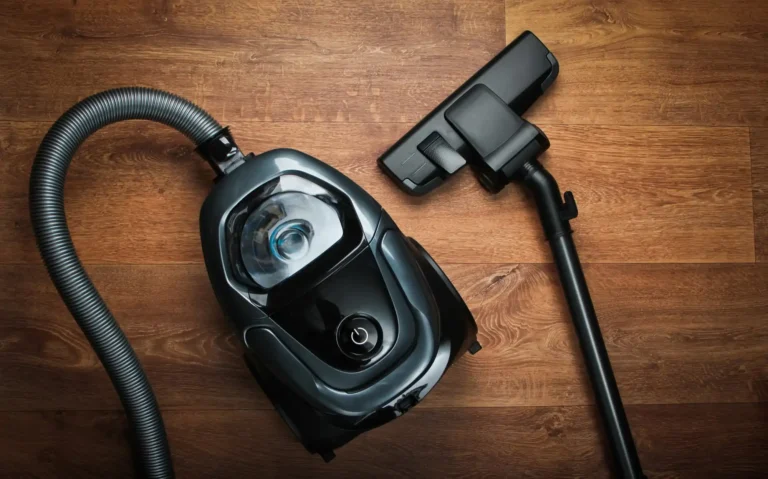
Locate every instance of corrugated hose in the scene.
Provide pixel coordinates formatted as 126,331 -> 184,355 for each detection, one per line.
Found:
29,87 -> 223,479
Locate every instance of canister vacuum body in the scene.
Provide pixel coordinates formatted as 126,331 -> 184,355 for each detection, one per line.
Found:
199,146 -> 480,460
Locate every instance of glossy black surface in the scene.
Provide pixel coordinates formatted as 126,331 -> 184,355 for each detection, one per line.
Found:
240,215 -> 434,400
377,31 -> 558,195
337,315 -> 381,359
446,84 -> 550,193
270,247 -> 396,370
200,148 -> 478,459
407,238 -> 477,366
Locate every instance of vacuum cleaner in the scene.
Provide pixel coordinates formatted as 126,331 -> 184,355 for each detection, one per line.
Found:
29,31 -> 644,478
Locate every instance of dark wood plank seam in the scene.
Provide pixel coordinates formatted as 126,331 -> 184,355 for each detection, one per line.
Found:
750,126 -> 758,263
1,400 -> 764,414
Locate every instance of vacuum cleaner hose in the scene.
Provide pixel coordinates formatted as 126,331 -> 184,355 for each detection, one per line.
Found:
29,88 -> 223,479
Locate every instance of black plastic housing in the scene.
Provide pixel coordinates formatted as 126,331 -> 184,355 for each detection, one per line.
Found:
199,149 -> 478,458
445,84 -> 550,192
377,31 -> 558,195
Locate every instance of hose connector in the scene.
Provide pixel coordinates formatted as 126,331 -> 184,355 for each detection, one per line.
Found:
196,127 -> 246,176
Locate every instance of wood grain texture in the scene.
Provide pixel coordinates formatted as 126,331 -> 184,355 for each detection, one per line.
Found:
752,129 -> 768,261
0,0 -> 504,124
0,121 -> 754,264
1,0 -> 767,477
506,0 -> 768,127
1,404 -> 766,478
2,263 -> 766,411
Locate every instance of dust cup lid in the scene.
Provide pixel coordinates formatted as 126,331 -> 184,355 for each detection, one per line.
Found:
240,191 -> 343,288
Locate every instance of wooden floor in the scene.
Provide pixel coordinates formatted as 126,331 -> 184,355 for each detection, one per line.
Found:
1,0 -> 767,477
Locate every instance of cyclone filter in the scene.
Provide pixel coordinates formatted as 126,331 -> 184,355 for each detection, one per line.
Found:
240,190 -> 343,289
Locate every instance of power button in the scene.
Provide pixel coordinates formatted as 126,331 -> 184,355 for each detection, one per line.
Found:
337,315 -> 380,360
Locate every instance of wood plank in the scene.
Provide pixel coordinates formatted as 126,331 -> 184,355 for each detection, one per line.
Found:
2,1 -> 766,477
0,122 -> 753,265
1,404 -> 766,478
0,0 -> 504,123
440,263 -> 768,408
2,263 -> 766,411
0,264 -> 264,412
505,0 -> 768,126
752,129 -> 768,262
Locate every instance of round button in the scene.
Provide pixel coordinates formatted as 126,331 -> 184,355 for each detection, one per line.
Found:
337,316 -> 380,360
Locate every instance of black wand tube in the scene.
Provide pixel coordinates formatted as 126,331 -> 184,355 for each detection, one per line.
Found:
518,159 -> 645,479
